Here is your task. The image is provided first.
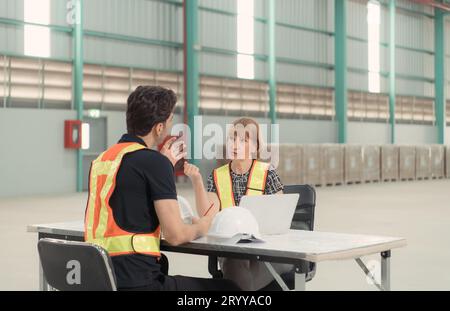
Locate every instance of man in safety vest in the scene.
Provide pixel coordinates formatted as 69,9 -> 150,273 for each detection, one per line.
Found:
84,86 -> 240,291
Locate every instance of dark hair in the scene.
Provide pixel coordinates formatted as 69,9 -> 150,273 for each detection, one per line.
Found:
126,86 -> 177,136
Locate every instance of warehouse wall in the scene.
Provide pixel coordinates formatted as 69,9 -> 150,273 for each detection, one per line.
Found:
198,117 -> 440,145
0,0 -> 72,60
199,0 -> 267,79
0,0 -> 448,198
0,108 -> 446,198
0,108 -> 77,198
396,123 -> 438,144
102,111 -> 127,147
83,0 -> 181,71
347,121 -> 441,145
348,0 -> 434,97
275,0 -> 331,87
198,115 -> 337,144
348,122 -> 391,144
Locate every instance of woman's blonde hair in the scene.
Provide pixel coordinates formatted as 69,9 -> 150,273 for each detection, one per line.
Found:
230,117 -> 265,160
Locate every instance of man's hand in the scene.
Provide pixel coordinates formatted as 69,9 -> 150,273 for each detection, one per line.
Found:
154,199 -> 214,246
160,137 -> 187,167
192,214 -> 214,237
184,162 -> 202,182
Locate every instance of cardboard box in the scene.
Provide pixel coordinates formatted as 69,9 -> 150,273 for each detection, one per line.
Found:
430,145 -> 445,179
320,144 -> 344,185
415,146 -> 431,179
399,146 -> 416,180
277,144 -> 303,185
344,145 -> 363,184
303,145 -> 321,186
381,145 -> 399,181
363,145 -> 381,182
446,146 -> 450,178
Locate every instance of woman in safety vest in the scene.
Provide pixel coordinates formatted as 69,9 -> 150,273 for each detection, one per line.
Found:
206,117 -> 290,291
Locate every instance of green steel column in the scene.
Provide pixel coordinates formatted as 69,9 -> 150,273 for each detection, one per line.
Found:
389,0 -> 396,144
184,0 -> 199,164
268,0 -> 277,125
335,0 -> 348,143
74,0 -> 84,192
434,7 -> 446,145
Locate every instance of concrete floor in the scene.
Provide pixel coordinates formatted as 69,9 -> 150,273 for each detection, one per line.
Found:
1,179 -> 449,291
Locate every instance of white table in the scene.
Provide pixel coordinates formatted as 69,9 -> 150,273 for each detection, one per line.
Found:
28,221 -> 406,291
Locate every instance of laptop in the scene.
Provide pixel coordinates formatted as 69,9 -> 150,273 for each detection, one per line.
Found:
240,194 -> 299,235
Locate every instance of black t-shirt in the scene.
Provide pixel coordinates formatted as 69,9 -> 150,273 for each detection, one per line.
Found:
108,134 -> 177,289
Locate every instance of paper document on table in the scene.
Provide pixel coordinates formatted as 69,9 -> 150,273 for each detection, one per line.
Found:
207,233 -> 265,244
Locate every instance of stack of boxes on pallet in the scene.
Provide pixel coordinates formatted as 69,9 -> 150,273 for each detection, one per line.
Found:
430,145 -> 445,179
277,144 -> 303,185
303,145 -> 321,186
415,146 -> 431,180
381,145 -> 399,182
399,146 -> 416,181
215,143 -> 450,187
320,144 -> 344,186
344,145 -> 363,184
446,146 -> 450,178
362,146 -> 381,183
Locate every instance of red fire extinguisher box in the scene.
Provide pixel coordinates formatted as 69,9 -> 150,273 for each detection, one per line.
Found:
64,120 -> 82,149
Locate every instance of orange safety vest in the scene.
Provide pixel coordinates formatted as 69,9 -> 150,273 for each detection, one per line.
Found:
84,142 -> 161,257
213,160 -> 270,209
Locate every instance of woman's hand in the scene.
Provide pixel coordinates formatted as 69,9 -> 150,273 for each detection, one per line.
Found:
184,162 -> 202,182
192,214 -> 214,237
160,137 -> 187,167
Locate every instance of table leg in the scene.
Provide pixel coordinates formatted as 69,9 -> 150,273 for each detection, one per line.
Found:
294,269 -> 306,291
381,251 -> 391,291
263,262 -> 290,291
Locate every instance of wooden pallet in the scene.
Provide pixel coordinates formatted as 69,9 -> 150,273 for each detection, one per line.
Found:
400,178 -> 415,182
416,177 -> 431,181
363,180 -> 380,184
346,181 -> 362,185
324,182 -> 344,187
382,178 -> 398,183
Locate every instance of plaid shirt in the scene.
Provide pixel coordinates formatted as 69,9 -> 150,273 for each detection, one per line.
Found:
207,162 -> 284,207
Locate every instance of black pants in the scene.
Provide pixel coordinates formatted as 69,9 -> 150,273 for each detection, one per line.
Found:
119,254 -> 241,291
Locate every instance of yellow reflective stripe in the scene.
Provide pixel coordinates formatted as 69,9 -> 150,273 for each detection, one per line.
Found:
94,165 -> 116,239
215,164 -> 235,209
91,161 -> 115,176
247,161 -> 269,196
85,159 -> 100,241
92,234 -> 160,255
132,234 -> 161,254
94,144 -> 146,239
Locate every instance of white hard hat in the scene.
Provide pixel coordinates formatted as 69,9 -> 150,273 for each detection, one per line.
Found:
208,207 -> 261,240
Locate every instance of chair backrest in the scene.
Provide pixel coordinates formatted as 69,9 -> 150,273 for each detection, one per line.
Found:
282,184 -> 317,284
38,238 -> 117,291
284,184 -> 316,231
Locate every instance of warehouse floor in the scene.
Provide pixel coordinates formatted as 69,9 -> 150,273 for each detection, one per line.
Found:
1,179 -> 449,291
